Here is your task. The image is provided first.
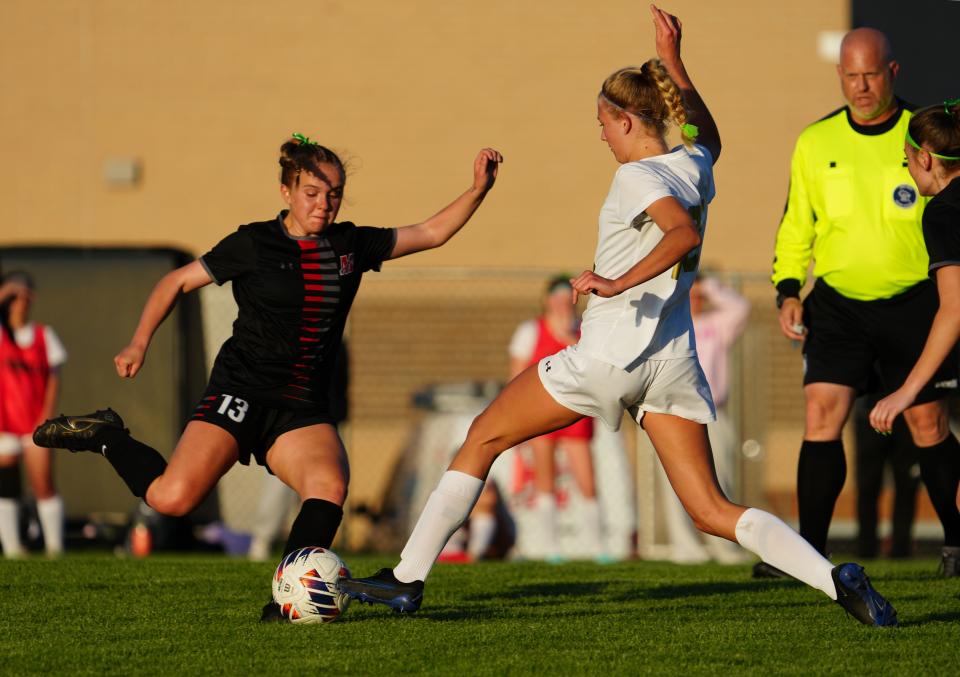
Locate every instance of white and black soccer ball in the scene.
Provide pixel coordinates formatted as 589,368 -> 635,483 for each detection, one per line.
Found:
272,546 -> 351,624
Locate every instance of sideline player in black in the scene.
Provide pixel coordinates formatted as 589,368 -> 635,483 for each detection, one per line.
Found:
870,100 -> 960,576
33,135 -> 503,619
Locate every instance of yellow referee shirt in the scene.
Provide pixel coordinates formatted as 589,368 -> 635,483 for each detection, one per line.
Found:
772,106 -> 929,301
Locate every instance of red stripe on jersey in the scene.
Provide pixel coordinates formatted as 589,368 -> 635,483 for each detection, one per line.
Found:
301,326 -> 320,332
282,394 -> 314,403
198,404 -> 211,409
304,284 -> 324,291
302,274 -> 324,280
297,241 -> 320,251
301,263 -> 321,270
194,413 -> 206,418
305,296 -> 328,302
299,336 -> 320,343
300,252 -> 324,259
204,396 -> 217,401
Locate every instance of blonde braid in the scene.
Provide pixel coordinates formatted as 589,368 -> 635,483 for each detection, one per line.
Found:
644,58 -> 693,146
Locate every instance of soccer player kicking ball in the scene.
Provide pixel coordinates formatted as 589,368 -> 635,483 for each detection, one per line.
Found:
341,5 -> 897,627
33,135 -> 503,622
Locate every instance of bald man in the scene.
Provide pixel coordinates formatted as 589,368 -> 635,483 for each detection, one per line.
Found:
769,28 -> 960,576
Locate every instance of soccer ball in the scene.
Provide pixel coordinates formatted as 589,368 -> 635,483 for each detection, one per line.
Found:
272,546 -> 351,624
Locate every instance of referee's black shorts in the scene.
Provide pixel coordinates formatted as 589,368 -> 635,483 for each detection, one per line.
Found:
802,278 -> 958,404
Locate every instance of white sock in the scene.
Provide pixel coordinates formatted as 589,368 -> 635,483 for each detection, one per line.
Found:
735,508 -> 837,600
395,471 -> 484,583
37,495 -> 65,556
0,498 -> 24,558
533,492 -> 559,559
579,499 -> 604,558
467,513 -> 497,560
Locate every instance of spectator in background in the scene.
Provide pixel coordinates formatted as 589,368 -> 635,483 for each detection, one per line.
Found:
0,271 -> 67,557
656,274 -> 750,564
508,275 -> 602,561
852,394 -> 918,558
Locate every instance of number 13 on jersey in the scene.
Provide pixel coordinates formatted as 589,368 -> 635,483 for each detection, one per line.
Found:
672,201 -> 707,280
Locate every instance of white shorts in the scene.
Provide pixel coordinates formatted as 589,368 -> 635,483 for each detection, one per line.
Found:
0,433 -> 29,457
537,345 -> 716,431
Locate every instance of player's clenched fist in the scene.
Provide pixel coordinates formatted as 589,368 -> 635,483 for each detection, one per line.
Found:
114,343 -> 146,378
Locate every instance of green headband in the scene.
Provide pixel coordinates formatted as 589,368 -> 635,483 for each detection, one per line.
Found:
906,130 -> 960,161
292,132 -> 317,146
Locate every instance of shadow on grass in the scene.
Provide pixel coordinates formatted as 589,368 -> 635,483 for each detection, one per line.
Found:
624,579 -> 802,601
464,581 -> 610,605
897,610 -> 960,627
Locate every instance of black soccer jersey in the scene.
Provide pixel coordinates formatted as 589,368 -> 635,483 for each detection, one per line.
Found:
923,176 -> 960,277
199,211 -> 395,409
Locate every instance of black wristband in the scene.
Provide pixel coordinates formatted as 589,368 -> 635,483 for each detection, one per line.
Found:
775,279 -> 801,308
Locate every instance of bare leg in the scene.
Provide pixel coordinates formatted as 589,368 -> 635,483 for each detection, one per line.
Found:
23,441 -> 63,555
397,366 -> 582,582
145,421 -> 239,516
643,412 -> 837,599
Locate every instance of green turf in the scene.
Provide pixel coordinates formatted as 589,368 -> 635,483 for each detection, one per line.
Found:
0,554 -> 956,675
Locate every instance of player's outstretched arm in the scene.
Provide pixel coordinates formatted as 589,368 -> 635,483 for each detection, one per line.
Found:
388,148 -> 503,260
870,265 -> 960,432
650,4 -> 721,163
570,195 -> 700,301
114,260 -> 213,378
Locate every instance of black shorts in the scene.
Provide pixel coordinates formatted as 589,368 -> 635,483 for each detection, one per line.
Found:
189,389 -> 338,470
802,279 -> 958,403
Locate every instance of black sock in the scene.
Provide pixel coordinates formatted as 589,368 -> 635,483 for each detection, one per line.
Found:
281,498 -> 344,556
916,434 -> 960,547
97,428 -> 167,499
797,439 -> 846,555
0,465 -> 22,499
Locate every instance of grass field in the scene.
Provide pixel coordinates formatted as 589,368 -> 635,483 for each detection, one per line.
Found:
1,554 -> 957,675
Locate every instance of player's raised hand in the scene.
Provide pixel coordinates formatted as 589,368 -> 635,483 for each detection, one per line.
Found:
114,343 -> 146,378
570,270 -> 621,303
473,148 -> 503,193
650,4 -> 682,67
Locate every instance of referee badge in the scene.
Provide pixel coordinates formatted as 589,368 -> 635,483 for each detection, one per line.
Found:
892,184 -> 917,209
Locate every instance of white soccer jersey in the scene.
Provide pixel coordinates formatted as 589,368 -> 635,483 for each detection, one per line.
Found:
578,144 -> 715,369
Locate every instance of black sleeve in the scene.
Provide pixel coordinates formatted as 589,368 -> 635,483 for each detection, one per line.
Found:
355,226 -> 397,272
199,226 -> 257,285
922,202 -> 960,277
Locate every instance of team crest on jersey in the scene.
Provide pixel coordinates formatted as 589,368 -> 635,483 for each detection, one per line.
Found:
892,184 -> 917,208
339,253 -> 355,275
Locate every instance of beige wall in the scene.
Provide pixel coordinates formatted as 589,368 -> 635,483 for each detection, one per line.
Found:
0,0 -> 848,273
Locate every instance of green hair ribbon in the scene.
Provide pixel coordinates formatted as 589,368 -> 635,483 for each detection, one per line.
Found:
292,132 -> 317,146
945,98 -> 960,114
681,122 -> 699,141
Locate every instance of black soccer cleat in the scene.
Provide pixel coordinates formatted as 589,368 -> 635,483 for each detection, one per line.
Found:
338,568 -> 424,613
941,546 -> 960,578
751,561 -> 790,579
831,563 -> 898,627
33,408 -> 126,452
259,601 -> 288,624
